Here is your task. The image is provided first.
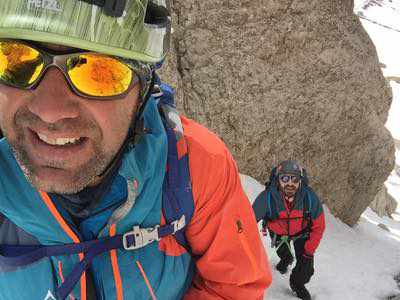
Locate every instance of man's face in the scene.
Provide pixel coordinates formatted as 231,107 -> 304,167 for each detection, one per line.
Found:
278,174 -> 301,198
0,43 -> 140,194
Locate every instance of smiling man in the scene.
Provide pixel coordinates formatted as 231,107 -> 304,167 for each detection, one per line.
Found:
253,160 -> 326,300
0,1 -> 271,299
1,44 -> 137,194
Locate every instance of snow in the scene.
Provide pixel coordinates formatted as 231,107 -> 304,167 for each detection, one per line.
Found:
240,174 -> 400,300
354,0 -> 400,33
386,168 -> 400,225
356,5 -> 400,139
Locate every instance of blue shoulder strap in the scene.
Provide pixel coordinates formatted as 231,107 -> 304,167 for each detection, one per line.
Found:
155,82 -> 195,252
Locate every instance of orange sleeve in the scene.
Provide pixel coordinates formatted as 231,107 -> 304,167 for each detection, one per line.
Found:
180,117 -> 272,300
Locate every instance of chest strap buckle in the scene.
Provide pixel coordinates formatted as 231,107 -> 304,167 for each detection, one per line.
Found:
123,225 -> 160,250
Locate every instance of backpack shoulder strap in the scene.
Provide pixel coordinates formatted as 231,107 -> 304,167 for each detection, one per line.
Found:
304,187 -> 313,214
301,188 -> 313,233
155,82 -> 195,252
268,186 -> 282,220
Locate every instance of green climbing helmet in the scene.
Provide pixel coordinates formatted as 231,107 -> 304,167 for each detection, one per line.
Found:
0,0 -> 171,63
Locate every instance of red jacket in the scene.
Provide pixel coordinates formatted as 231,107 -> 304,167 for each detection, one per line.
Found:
253,176 -> 325,256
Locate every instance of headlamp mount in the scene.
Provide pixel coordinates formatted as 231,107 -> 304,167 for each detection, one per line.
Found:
79,0 -> 127,17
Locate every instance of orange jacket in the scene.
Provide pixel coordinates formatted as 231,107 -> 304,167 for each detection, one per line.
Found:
181,116 -> 272,299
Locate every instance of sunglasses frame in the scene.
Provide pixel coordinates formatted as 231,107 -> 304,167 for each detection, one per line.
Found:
0,39 -> 153,100
278,174 -> 301,184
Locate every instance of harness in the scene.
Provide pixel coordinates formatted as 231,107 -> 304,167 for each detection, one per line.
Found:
0,84 -> 194,300
268,189 -> 312,257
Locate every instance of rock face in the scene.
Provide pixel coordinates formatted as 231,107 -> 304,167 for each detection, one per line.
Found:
159,0 -> 395,225
369,185 -> 398,217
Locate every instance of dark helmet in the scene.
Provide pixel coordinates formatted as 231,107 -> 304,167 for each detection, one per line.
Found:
276,160 -> 304,177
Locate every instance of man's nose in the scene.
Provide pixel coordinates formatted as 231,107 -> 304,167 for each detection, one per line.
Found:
26,67 -> 80,124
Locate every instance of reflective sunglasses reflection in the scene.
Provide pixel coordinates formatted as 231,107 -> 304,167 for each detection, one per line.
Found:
0,40 -> 140,99
278,174 -> 300,184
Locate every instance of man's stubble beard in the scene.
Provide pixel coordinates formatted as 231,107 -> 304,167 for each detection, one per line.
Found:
279,183 -> 298,198
284,189 -> 296,198
5,108 -> 124,194
12,143 -> 110,194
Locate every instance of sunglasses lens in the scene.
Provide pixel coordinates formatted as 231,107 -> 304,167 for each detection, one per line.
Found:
67,54 -> 133,97
0,41 -> 44,88
279,174 -> 300,183
279,175 -> 290,183
291,176 -> 300,183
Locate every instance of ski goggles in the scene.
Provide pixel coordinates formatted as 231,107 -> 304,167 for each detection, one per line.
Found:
0,40 -> 147,99
278,174 -> 301,184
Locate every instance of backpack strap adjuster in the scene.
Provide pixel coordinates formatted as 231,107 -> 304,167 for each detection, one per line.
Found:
171,215 -> 186,233
122,225 -> 160,250
152,84 -> 163,98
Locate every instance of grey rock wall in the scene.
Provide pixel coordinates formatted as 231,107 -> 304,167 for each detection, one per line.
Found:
159,0 -> 395,225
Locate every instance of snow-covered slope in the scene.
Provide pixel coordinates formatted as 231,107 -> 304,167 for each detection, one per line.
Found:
240,174 -> 400,300
354,0 -> 400,32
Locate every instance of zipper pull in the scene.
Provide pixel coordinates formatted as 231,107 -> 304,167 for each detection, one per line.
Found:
236,220 -> 243,233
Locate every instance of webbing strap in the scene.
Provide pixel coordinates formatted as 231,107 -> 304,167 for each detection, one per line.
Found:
275,235 -> 293,257
0,236 -> 120,267
157,84 -> 195,252
56,236 -> 122,299
0,236 -> 122,299
0,218 -> 185,300
274,232 -> 309,258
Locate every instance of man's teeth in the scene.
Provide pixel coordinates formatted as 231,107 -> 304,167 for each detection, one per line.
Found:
37,133 -> 82,146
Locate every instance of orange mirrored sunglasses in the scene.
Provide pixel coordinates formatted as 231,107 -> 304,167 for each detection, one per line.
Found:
0,40 -> 141,99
